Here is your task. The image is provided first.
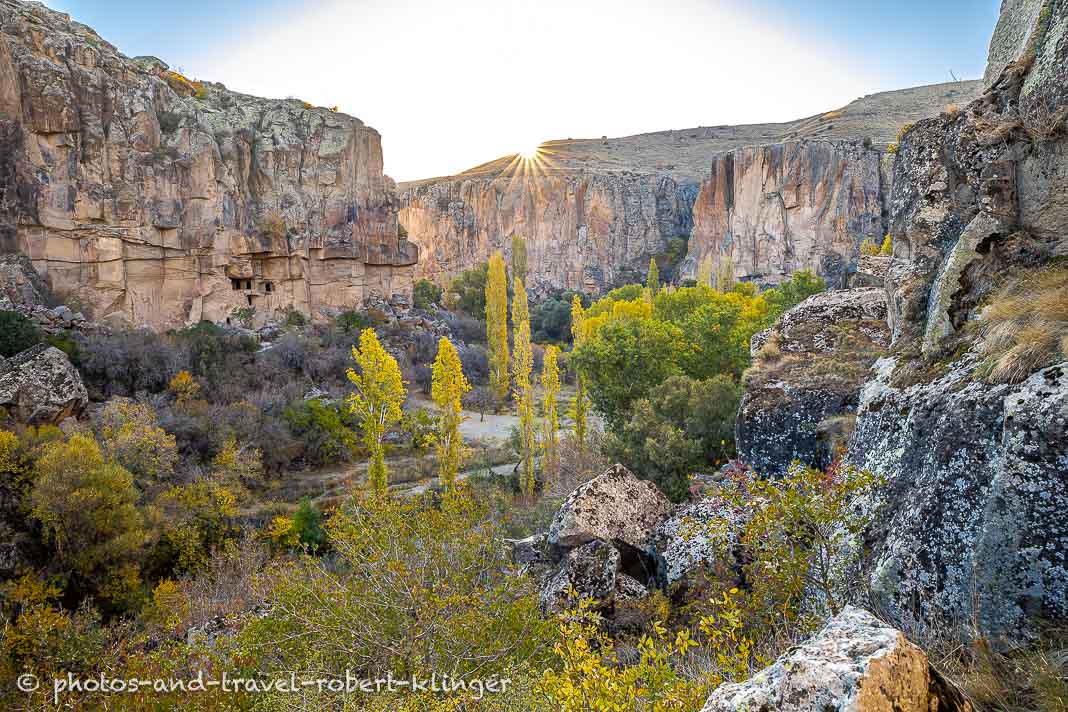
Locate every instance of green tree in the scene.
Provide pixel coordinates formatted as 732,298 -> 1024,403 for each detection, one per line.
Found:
511,277 -> 537,496
347,329 -> 406,494
30,434 -> 146,611
605,375 -> 741,501
0,311 -> 41,357
541,344 -> 561,481
431,337 -> 470,489
763,270 -> 826,319
571,316 -> 684,428
510,234 -> 528,284
714,255 -> 736,292
486,253 -> 510,403
568,296 -> 591,446
646,257 -> 660,296
412,279 -> 443,310
447,262 -> 489,317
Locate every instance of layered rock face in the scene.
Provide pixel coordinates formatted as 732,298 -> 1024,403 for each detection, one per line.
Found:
683,141 -> 886,287
401,172 -> 696,297
401,82 -> 980,295
0,0 -> 417,329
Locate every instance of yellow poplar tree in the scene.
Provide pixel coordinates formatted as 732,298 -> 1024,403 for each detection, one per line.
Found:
646,258 -> 660,296
568,295 -> 590,446
486,253 -> 510,403
347,328 -> 406,494
431,337 -> 471,489
541,344 -> 561,480
512,276 -> 537,496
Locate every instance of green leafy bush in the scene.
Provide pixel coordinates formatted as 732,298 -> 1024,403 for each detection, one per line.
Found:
0,310 -> 40,357
412,278 -> 443,309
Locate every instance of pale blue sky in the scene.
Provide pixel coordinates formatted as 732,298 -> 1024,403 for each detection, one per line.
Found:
43,0 -> 1001,180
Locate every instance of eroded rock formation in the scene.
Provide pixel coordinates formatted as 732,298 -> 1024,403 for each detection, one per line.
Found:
401,83 -> 980,295
732,0 -> 1068,641
0,0 -> 417,329
702,606 -> 972,712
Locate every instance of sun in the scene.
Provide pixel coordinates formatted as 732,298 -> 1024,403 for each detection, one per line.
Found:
519,143 -> 541,160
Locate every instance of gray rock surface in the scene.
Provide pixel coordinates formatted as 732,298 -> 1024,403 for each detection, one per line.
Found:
651,497 -> 744,589
702,606 -> 972,712
737,288 -> 889,477
547,464 -> 672,550
0,344 -> 88,424
848,358 -> 1068,640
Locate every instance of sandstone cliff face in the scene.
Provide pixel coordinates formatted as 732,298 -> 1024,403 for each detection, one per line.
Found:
0,0 -> 417,329
401,172 -> 695,296
401,83 -> 980,294
683,140 -> 887,287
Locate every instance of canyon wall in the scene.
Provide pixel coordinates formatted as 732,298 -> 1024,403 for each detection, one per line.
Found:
401,83 -> 980,294
682,140 -> 887,287
401,172 -> 696,297
0,0 -> 416,329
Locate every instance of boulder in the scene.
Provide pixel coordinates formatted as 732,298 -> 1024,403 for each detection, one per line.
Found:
848,358 -> 1068,640
651,496 -> 745,591
702,606 -> 972,712
737,289 -> 889,477
539,540 -> 649,614
0,345 -> 87,424
547,464 -> 672,550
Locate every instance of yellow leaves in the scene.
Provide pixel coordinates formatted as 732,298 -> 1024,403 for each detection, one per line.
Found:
431,337 -> 470,488
99,399 -> 178,483
347,328 -> 406,493
512,277 -> 537,497
486,253 -> 510,402
269,515 -> 299,550
168,370 -> 200,402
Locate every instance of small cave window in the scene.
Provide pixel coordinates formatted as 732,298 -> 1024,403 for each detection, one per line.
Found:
230,278 -> 241,291
244,279 -> 252,290
246,295 -> 254,307
264,281 -> 274,293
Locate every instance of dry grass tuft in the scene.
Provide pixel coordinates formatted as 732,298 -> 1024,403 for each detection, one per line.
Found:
946,103 -> 961,118
978,266 -> 1068,383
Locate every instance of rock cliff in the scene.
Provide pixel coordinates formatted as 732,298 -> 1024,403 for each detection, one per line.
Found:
400,82 -> 981,295
0,0 -> 417,329
732,0 -> 1068,641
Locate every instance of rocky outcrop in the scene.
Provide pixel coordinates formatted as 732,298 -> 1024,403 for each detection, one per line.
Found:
848,358 -> 1068,640
539,540 -> 649,614
650,496 -> 744,593
0,344 -> 87,424
683,141 -> 885,288
0,0 -> 417,329
401,83 -> 980,296
732,0 -> 1068,642
702,606 -> 972,712
548,463 -> 672,550
737,288 -> 889,477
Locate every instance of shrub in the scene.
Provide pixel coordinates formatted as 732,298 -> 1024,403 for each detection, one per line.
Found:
605,375 -> 741,501
157,110 -> 180,133
0,310 -> 40,357
977,265 -> 1068,383
334,309 -> 372,335
412,278 -> 443,309
243,487 -> 554,683
96,400 -> 179,485
879,233 -> 893,255
283,398 -> 359,467
447,262 -> 489,318
859,237 -> 880,256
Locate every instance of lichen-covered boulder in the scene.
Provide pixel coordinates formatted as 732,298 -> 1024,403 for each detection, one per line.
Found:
651,496 -> 745,592
848,358 -> 1068,640
539,540 -> 649,614
547,464 -> 672,550
702,606 -> 972,712
737,288 -> 889,477
0,344 -> 87,424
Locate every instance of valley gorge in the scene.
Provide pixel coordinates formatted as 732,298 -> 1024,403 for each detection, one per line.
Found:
400,82 -> 982,296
